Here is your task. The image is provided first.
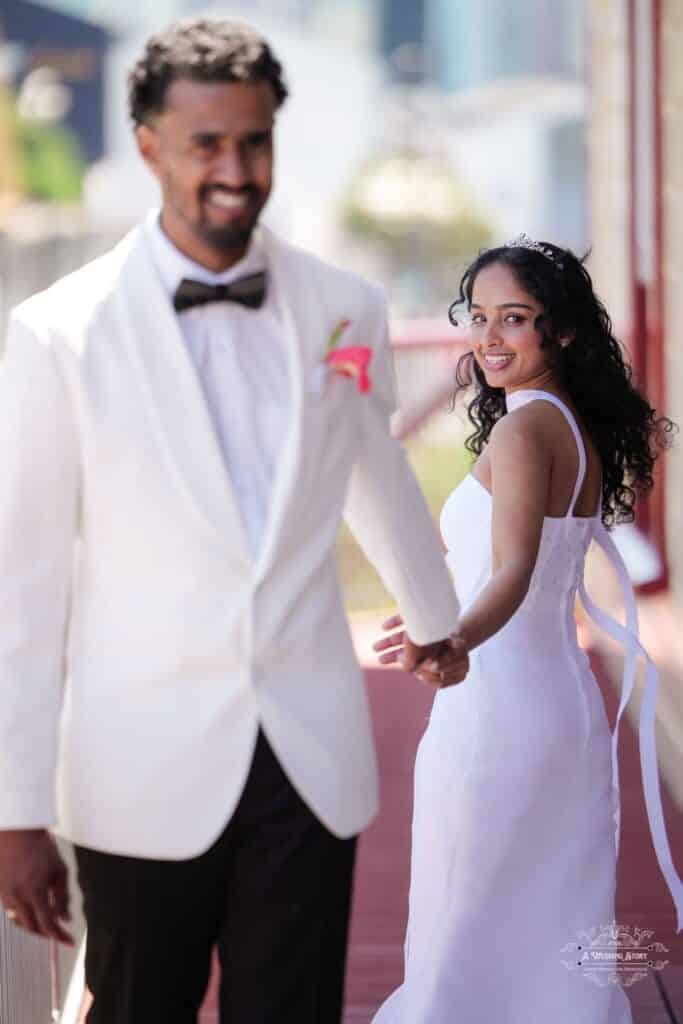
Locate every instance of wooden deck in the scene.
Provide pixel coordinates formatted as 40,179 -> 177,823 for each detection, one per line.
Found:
194,649 -> 683,1022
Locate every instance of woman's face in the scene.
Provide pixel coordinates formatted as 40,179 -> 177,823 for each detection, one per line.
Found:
468,261 -> 560,393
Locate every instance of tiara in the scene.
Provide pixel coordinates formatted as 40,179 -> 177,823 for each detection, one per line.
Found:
503,233 -> 556,262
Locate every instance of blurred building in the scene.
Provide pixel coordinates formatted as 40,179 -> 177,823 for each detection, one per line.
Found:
1,0 -> 113,163
589,0 -> 682,605
377,0 -> 587,251
379,0 -> 427,82
427,0 -> 580,89
8,1 -> 587,319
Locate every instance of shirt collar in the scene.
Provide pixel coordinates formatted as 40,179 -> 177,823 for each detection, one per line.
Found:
144,207 -> 266,299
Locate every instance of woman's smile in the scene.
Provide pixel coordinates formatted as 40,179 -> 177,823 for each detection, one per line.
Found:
482,352 -> 515,371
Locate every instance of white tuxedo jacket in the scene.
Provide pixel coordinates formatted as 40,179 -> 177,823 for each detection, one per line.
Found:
0,224 -> 460,858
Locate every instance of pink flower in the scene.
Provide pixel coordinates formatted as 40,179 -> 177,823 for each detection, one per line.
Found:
324,318 -> 373,393
325,346 -> 373,393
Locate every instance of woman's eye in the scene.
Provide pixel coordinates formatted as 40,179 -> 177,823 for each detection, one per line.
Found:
470,315 -> 485,325
505,315 -> 524,324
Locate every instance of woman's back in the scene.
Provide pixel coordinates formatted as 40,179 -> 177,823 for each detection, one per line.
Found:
441,389 -> 599,619
468,389 -> 603,518
374,389 -> 635,1023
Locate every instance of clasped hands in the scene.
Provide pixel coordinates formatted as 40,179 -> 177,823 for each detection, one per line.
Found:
373,614 -> 469,688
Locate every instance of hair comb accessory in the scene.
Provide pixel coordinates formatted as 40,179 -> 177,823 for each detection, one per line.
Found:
503,233 -> 557,263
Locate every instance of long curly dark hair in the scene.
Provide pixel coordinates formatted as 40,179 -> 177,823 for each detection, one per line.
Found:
449,242 -> 677,527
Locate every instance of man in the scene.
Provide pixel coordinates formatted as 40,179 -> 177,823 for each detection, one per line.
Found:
0,19 -> 466,1023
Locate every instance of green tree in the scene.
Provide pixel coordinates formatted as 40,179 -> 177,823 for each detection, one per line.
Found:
16,117 -> 85,201
342,148 -> 492,312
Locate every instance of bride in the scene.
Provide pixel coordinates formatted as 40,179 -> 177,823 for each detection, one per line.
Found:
371,235 -> 682,1023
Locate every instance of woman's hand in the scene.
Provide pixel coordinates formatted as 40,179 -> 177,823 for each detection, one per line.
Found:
373,614 -> 470,689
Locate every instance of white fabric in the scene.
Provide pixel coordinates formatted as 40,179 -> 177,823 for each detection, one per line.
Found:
145,211 -> 288,557
579,531 -> 683,929
371,388 -> 683,1023
0,221 -> 460,857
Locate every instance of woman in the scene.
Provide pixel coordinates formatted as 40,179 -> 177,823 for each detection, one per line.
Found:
371,235 -> 682,1023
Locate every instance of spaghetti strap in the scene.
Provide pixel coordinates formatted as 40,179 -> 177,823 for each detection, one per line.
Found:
505,389 -> 587,516
579,521 -> 683,933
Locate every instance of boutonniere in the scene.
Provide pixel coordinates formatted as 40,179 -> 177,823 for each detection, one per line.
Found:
319,318 -> 373,394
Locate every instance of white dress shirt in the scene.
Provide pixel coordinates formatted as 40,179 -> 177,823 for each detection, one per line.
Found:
145,210 -> 290,558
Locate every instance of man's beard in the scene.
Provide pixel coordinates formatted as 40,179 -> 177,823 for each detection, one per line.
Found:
195,217 -> 256,252
194,184 -> 264,253
164,179 -> 266,255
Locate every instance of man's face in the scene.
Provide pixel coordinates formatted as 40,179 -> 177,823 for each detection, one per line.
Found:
136,78 -> 276,269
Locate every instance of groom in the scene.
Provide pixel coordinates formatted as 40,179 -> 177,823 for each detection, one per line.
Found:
0,19 -> 465,1023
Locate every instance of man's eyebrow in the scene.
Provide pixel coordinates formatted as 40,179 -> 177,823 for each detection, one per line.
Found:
189,126 -> 274,142
191,130 -> 223,142
470,302 -> 535,311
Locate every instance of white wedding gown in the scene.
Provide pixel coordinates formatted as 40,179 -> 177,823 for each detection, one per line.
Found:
372,389 -> 683,1023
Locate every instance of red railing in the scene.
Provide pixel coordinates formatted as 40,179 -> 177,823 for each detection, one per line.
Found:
389,319 -> 469,439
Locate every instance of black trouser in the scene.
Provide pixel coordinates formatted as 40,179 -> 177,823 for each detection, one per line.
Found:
74,729 -> 358,1023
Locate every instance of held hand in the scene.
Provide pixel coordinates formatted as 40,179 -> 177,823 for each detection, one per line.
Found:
0,829 -> 73,945
373,615 -> 470,689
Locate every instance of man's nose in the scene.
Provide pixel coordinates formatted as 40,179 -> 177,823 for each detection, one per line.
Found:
213,146 -> 251,188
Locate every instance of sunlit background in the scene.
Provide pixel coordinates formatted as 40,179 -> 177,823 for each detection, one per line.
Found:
3,3 -> 683,1021
0,0 -> 591,613
0,0 -> 587,311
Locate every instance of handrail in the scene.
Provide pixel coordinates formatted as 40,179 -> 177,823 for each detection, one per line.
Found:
389,320 -> 469,440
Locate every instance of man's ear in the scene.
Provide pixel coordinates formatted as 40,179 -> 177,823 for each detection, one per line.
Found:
135,124 -> 161,178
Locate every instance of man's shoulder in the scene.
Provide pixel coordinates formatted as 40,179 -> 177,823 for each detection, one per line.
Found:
267,229 -> 386,310
10,228 -> 139,332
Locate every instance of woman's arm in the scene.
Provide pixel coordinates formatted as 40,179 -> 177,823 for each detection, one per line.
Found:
455,409 -> 551,652
373,406 -> 552,684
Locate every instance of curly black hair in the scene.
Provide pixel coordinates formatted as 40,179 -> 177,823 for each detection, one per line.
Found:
448,242 -> 677,528
127,18 -> 288,126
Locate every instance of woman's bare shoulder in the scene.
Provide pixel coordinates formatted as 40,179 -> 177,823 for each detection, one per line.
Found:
489,402 -> 551,451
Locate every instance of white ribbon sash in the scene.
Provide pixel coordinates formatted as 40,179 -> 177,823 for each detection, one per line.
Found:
578,520 -> 683,934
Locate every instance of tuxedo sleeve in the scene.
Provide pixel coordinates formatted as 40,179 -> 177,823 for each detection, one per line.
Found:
343,290 -> 460,644
0,313 -> 79,828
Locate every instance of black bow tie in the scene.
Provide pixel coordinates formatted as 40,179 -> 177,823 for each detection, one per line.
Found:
173,271 -> 267,313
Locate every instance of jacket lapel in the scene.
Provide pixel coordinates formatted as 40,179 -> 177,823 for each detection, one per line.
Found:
114,227 -> 253,560
253,227 -> 321,582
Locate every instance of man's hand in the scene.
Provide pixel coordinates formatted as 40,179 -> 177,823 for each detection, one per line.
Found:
373,614 -> 469,689
0,829 -> 73,944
